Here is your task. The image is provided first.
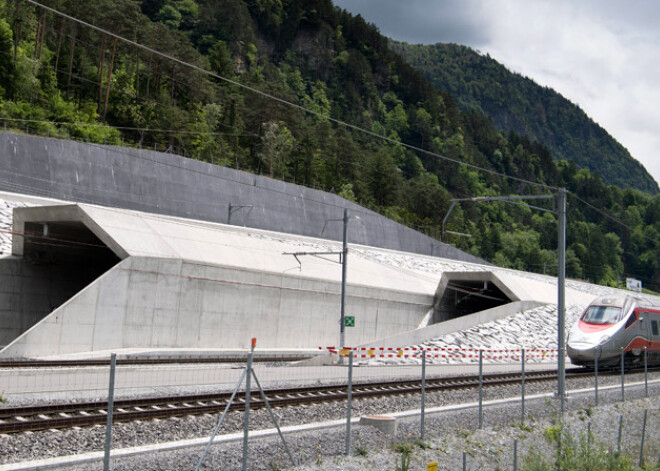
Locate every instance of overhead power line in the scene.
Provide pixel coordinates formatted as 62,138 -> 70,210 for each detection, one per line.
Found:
13,1 -> 658,291
0,117 -> 257,138
568,191 -> 659,246
22,0 -> 556,192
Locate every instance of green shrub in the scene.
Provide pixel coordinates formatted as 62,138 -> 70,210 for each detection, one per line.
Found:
355,444 -> 368,457
392,441 -> 414,455
525,425 -> 659,471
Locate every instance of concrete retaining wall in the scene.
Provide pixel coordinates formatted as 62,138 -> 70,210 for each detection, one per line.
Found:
1,256 -> 434,358
0,133 -> 484,263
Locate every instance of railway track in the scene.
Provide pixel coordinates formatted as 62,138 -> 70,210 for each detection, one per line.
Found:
0,369 -> 588,434
0,356 -> 311,368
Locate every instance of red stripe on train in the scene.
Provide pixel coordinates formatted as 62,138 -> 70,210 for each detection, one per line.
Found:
624,337 -> 660,353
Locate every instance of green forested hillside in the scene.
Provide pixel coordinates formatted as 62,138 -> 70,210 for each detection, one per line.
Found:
0,0 -> 658,291
390,41 -> 659,195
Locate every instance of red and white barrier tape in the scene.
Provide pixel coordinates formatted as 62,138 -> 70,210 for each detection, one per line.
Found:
318,346 -> 562,360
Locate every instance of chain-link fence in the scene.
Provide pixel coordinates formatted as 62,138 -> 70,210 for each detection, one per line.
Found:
0,346 -> 658,470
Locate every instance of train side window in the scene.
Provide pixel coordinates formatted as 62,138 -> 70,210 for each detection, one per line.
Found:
625,314 -> 637,329
653,320 -> 659,336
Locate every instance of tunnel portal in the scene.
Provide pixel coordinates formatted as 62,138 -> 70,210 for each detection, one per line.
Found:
433,273 -> 515,324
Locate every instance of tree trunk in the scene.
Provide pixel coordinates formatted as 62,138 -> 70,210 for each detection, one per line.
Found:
54,17 -> 66,73
33,16 -> 41,59
13,23 -> 19,60
97,34 -> 107,114
153,59 -> 161,92
170,65 -> 176,102
66,26 -> 76,99
12,0 -> 19,61
134,50 -> 140,98
145,52 -> 152,99
127,48 -> 136,92
37,11 -> 47,59
102,36 -> 118,122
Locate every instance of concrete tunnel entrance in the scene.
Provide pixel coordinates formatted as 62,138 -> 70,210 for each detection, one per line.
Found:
0,220 -> 120,348
433,273 -> 515,324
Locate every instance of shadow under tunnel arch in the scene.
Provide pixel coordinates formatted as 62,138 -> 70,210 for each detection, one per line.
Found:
0,218 -> 121,350
433,272 -> 516,324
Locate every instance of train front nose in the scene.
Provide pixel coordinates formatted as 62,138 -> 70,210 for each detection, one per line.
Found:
567,341 -> 598,364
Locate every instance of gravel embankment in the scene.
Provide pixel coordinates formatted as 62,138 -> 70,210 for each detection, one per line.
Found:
1,372 -> 658,470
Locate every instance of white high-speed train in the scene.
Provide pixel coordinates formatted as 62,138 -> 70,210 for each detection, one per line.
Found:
567,295 -> 660,367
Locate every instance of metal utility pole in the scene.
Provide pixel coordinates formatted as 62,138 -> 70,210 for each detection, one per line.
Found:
284,208 -> 356,351
340,208 -> 349,351
441,200 -> 472,241
557,188 -> 567,412
442,192 -> 567,408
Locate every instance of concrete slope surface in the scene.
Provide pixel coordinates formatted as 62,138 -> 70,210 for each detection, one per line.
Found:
1,193 -> 659,362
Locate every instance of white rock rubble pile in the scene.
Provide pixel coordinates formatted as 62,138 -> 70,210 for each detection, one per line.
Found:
1,195 -> 653,368
0,199 -> 27,255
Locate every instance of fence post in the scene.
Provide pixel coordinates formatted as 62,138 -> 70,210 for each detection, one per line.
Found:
462,451 -> 467,471
241,349 -> 254,471
644,347 -> 648,398
478,349 -> 483,429
617,415 -> 623,453
513,439 -> 518,471
621,349 -> 625,402
345,351 -> 353,456
103,353 -> 117,471
639,409 -> 648,468
421,350 -> 426,441
594,350 -> 599,406
521,348 -> 525,425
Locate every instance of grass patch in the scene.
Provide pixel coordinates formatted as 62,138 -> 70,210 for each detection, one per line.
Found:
525,424 -> 659,471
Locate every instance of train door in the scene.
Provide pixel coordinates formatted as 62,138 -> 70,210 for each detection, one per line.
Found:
624,308 -> 649,364
649,314 -> 660,362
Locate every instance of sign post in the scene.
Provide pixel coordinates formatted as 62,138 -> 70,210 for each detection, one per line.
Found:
626,278 -> 642,293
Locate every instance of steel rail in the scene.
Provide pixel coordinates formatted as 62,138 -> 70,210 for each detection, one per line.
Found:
0,369 -> 592,434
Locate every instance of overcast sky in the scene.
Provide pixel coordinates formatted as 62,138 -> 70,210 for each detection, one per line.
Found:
333,0 -> 660,189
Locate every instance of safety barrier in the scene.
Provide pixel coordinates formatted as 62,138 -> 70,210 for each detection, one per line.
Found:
318,346 -> 562,360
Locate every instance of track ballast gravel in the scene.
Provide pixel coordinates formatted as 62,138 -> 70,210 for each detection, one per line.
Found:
1,371 -> 658,470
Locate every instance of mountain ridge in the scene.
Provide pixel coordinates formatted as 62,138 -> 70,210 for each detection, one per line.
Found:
0,0 -> 658,289
389,41 -> 659,194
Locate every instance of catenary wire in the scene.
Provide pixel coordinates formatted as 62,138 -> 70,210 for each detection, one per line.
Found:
22,0 -> 557,192
568,191 -> 659,246
13,1 -> 659,289
0,117 -> 257,138
2,140 -> 652,287
0,49 -> 258,138
0,143 -> 392,224
14,1 -> 576,201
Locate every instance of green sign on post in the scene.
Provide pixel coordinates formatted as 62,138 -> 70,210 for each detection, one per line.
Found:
344,316 -> 355,327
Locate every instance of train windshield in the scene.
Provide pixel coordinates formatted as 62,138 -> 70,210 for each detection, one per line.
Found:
581,305 -> 621,324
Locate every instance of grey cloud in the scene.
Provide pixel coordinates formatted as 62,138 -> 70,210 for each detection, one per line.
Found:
589,0 -> 660,34
331,0 -> 660,185
332,0 -> 492,45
